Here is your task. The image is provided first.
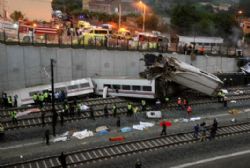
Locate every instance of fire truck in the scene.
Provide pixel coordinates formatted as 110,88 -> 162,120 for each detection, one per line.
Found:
18,21 -> 59,43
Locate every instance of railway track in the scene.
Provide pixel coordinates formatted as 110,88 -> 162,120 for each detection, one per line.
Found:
2,94 -> 250,131
1,121 -> 250,168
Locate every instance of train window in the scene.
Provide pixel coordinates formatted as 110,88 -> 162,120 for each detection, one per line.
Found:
80,83 -> 90,88
142,86 -> 152,91
122,85 -> 131,90
67,85 -> 79,90
112,85 -> 121,90
104,84 -> 111,88
132,85 -> 141,91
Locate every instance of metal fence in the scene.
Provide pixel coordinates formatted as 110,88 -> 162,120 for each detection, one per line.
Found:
0,30 -> 241,57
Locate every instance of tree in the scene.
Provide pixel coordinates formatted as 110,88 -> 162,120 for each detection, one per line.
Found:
10,11 -> 24,22
51,0 -> 82,15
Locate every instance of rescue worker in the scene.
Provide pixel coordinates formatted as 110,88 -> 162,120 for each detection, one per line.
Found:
141,100 -> 146,111
127,103 -> 132,117
45,129 -> 50,145
112,104 -> 117,117
10,110 -> 17,124
76,103 -> 81,116
39,93 -> 44,108
221,91 -> 226,103
89,106 -> 95,120
116,116 -> 121,127
133,106 -> 139,120
183,98 -> 188,108
200,121 -> 207,142
104,105 -> 109,118
14,95 -> 18,107
165,96 -> 170,108
161,122 -> 167,136
223,96 -> 228,108
135,159 -> 142,168
58,152 -> 67,168
41,110 -> 45,127
187,105 -> 192,116
60,112 -> 64,126
63,102 -> 69,117
32,93 -> 38,105
44,91 -> 49,103
177,97 -> 182,110
193,124 -> 200,139
217,90 -> 222,102
7,96 -> 13,108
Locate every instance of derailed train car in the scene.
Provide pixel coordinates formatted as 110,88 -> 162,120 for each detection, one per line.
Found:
140,54 -> 223,96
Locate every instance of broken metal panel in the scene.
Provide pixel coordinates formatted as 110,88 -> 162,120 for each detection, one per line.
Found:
141,54 -> 223,96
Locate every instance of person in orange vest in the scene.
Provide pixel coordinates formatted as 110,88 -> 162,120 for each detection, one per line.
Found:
177,97 -> 182,110
187,105 -> 192,116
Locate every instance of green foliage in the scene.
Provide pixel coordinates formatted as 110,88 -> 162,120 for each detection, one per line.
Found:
10,11 -> 24,22
170,4 -> 237,37
52,0 -> 82,15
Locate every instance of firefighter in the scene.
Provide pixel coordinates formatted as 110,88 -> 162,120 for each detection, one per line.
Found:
112,104 -> 117,117
217,90 -> 222,102
141,100 -> 146,111
39,93 -> 44,108
44,91 -> 49,103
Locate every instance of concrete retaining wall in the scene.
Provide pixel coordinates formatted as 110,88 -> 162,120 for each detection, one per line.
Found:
0,44 -> 239,91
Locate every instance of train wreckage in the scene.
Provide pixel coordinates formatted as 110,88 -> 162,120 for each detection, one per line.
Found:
140,54 -> 223,96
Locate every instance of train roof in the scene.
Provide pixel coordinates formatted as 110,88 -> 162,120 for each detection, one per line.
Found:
92,76 -> 153,80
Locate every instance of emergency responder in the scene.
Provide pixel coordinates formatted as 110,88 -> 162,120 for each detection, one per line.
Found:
221,91 -> 226,103
177,97 -> 182,110
45,129 -> 50,145
165,96 -> 170,108
39,93 -> 44,108
187,105 -> 192,116
183,98 -> 188,108
32,93 -> 38,105
200,121 -> 207,142
141,100 -> 146,111
223,96 -> 228,108
58,152 -> 67,168
10,110 -> 17,124
117,116 -> 121,127
69,103 -> 75,117
127,103 -> 132,117
44,91 -> 49,103
63,102 -> 69,117
7,96 -> 13,108
60,112 -> 64,126
89,106 -> 95,120
193,124 -> 200,139
217,90 -> 222,102
77,103 -> 81,116
14,95 -> 18,107
112,104 -> 117,117
133,106 -> 139,120
161,122 -> 167,136
213,118 -> 218,130
41,110 -> 45,127
135,159 -> 142,168
209,124 -> 217,140
104,105 -> 109,118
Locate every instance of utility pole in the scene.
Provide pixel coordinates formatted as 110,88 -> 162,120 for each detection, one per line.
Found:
118,3 -> 121,29
142,3 -> 146,32
51,59 -> 56,136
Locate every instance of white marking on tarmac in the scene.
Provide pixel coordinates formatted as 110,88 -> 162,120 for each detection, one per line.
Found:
171,149 -> 250,168
0,141 -> 42,150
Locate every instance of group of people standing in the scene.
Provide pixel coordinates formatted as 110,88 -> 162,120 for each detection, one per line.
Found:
1,92 -> 18,108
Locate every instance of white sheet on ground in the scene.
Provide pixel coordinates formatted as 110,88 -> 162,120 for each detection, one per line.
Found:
72,130 -> 94,140
53,137 -> 68,142
190,117 -> 201,121
133,122 -> 155,131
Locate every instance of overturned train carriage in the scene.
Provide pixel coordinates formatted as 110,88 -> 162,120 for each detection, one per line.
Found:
140,54 -> 223,96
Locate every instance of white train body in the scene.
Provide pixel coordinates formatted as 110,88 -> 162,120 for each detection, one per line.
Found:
6,78 -> 94,106
92,77 -> 156,99
168,57 -> 223,96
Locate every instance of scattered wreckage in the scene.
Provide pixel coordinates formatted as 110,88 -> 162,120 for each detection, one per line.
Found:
140,54 -> 223,96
